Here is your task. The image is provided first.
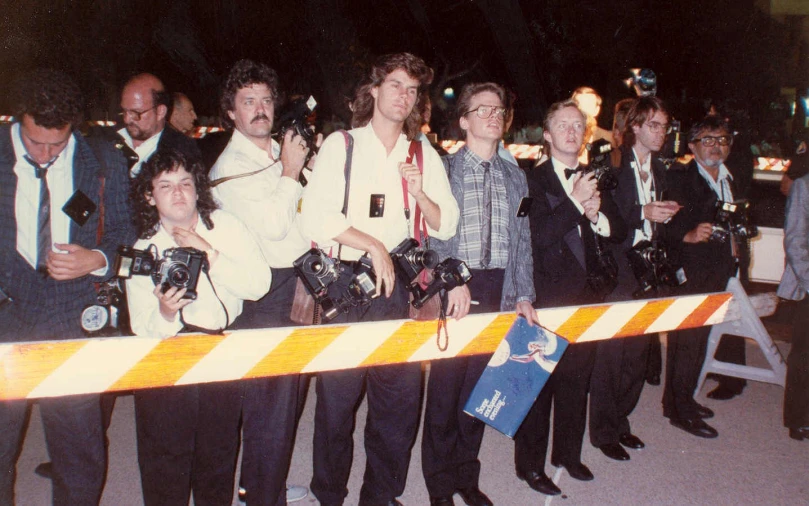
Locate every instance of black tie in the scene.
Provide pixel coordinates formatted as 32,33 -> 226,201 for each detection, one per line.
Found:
481,161 -> 492,268
565,167 -> 582,180
24,155 -> 56,270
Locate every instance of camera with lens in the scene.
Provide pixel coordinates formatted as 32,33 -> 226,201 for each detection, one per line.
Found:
626,240 -> 686,299
709,200 -> 758,243
584,139 -> 618,191
293,248 -> 378,321
115,245 -> 208,300
80,277 -> 131,336
390,238 -> 439,292
411,257 -> 473,309
274,95 -> 318,186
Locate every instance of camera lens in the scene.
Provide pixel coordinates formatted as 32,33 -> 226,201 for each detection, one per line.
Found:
413,250 -> 439,269
168,265 -> 191,287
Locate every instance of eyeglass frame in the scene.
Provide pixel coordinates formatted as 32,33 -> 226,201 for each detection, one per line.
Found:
118,105 -> 157,122
644,120 -> 673,134
693,135 -> 733,147
463,105 -> 507,120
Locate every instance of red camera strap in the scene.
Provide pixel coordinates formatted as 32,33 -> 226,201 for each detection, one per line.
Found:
402,140 -> 428,247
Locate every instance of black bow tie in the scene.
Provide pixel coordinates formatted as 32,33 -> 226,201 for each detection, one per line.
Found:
24,155 -> 58,179
564,167 -> 582,180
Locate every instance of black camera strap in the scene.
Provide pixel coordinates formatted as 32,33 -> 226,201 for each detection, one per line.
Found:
179,264 -> 230,335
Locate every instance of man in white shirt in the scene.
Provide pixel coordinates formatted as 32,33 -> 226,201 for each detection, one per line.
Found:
118,73 -> 200,176
300,52 -> 459,506
209,59 -> 311,506
0,69 -> 133,505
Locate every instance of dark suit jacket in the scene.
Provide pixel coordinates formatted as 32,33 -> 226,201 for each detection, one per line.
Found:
526,159 -> 626,308
157,125 -> 202,160
0,125 -> 134,342
608,146 -> 670,300
665,159 -> 736,294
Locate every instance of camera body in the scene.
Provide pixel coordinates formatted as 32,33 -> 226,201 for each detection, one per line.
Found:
390,238 -> 439,291
411,257 -> 473,309
275,95 -> 318,185
709,200 -> 757,243
584,139 -> 618,191
80,277 -> 130,336
293,248 -> 378,321
626,240 -> 686,299
115,245 -> 208,300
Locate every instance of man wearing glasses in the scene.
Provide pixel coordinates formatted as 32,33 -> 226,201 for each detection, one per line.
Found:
588,96 -> 681,460
663,115 -> 742,438
421,82 -> 538,506
118,73 -> 200,176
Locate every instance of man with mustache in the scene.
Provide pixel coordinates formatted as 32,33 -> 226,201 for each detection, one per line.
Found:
118,73 -> 201,176
209,59 -> 312,505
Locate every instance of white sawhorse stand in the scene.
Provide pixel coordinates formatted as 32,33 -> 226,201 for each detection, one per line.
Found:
696,277 -> 786,394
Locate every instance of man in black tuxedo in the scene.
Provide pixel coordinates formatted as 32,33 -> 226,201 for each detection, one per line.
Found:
0,69 -> 133,505
514,99 -> 625,496
589,96 -> 682,461
663,115 -> 742,438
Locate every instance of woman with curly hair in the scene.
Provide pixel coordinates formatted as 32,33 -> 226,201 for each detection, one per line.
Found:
126,148 -> 271,505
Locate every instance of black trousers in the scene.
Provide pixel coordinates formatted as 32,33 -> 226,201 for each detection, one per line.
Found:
134,381 -> 242,506
310,283 -> 421,506
589,334 -> 649,446
784,297 -> 809,429
515,340 -> 597,472
0,394 -> 106,506
421,269 -> 504,497
662,326 -> 710,420
235,267 -> 303,506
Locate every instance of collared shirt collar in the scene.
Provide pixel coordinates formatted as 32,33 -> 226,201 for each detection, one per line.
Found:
229,128 -> 280,162
461,144 -> 496,171
696,160 -> 733,199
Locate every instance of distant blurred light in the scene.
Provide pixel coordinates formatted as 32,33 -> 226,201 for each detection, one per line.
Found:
625,68 -> 657,97
443,87 -> 454,99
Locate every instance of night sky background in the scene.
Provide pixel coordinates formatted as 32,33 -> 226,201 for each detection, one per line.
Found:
1,0 -> 805,138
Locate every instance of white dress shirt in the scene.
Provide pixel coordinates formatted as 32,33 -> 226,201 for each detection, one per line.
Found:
550,156 -> 610,236
300,123 -> 460,261
630,147 -> 656,245
126,209 -> 271,338
118,127 -> 163,177
696,161 -> 734,202
12,123 -> 76,269
209,129 -> 310,268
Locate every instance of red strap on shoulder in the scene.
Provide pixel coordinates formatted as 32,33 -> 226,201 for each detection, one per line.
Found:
403,140 -> 428,246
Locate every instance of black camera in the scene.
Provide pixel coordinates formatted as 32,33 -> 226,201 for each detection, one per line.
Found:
411,257 -> 473,309
584,139 -> 618,191
390,238 -> 439,291
709,200 -> 758,243
80,278 -> 130,336
586,247 -> 619,301
275,95 -> 318,185
626,240 -> 686,299
293,248 -> 378,321
115,245 -> 208,300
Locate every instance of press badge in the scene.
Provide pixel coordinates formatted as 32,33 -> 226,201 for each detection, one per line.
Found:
370,194 -> 385,218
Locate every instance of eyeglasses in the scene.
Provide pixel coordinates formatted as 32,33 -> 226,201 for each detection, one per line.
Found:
118,106 -> 156,121
694,135 -> 733,147
464,105 -> 507,120
644,121 -> 672,134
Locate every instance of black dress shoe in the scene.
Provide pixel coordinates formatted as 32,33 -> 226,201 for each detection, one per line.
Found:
706,384 -> 741,400
788,426 -> 809,441
34,462 -> 53,479
430,496 -> 455,506
618,433 -> 645,449
457,487 -> 493,506
599,442 -> 630,461
646,374 -> 660,386
517,469 -> 561,496
551,460 -> 594,481
696,404 -> 715,419
669,417 -> 718,438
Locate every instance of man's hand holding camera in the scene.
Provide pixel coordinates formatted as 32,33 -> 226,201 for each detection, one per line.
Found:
280,130 -> 311,181
643,201 -> 681,224
571,171 -> 597,204
684,222 -> 713,243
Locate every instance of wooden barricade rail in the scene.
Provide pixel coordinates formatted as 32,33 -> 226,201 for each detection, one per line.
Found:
0,291 -> 738,401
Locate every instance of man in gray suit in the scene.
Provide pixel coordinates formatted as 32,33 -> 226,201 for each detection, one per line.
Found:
778,172 -> 809,441
422,82 -> 538,506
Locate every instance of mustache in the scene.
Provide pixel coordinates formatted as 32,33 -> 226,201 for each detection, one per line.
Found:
251,114 -> 270,123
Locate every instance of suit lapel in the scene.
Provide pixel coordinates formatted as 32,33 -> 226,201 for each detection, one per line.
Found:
69,134 -> 101,243
540,162 -> 587,270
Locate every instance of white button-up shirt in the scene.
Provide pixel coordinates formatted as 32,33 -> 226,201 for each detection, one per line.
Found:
118,127 -> 163,177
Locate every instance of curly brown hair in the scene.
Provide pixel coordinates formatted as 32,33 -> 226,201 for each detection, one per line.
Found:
12,69 -> 83,129
351,52 -> 434,140
219,59 -> 282,129
130,149 -> 218,240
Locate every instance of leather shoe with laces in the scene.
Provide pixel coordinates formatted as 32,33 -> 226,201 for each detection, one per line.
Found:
551,460 -> 594,481
457,487 -> 493,506
669,417 -> 718,438
430,496 -> 455,506
516,469 -> 561,496
696,404 -> 715,419
618,433 -> 645,449
599,442 -> 630,461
